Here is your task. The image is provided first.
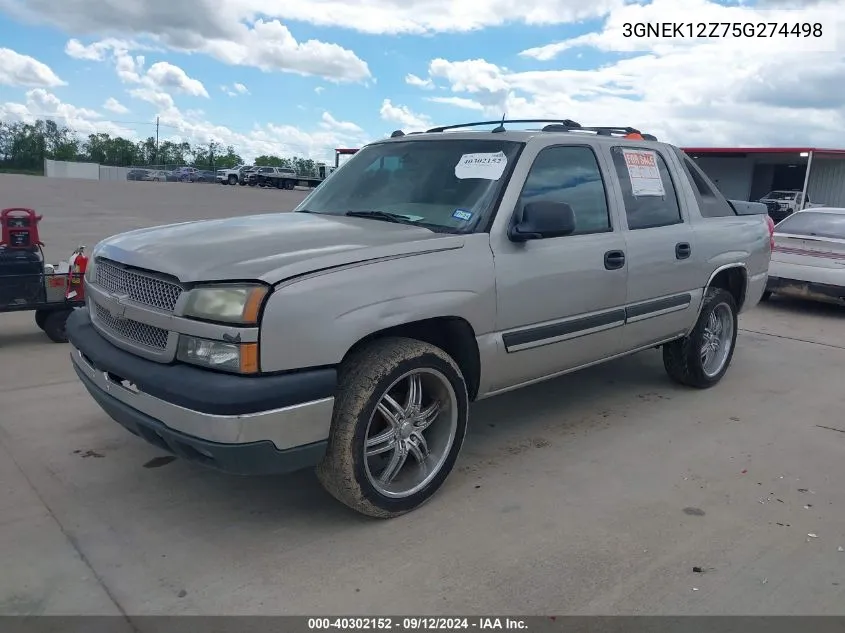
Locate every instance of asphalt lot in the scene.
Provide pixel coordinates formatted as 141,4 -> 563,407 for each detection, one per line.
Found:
1,174 -> 844,616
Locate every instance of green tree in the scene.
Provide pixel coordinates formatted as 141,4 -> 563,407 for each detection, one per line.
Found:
0,116 -> 319,174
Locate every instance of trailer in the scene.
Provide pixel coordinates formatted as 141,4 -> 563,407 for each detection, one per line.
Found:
259,163 -> 339,190
1,208 -> 86,343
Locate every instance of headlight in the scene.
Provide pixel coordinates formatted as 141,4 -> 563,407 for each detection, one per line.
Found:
177,336 -> 259,374
182,284 -> 268,324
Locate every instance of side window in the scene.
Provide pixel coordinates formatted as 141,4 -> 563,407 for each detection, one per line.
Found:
519,145 -> 611,236
362,156 -> 401,172
611,147 -> 681,229
679,154 -> 737,218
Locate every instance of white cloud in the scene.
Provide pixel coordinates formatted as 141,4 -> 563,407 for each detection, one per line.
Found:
233,82 -> 249,94
427,96 -> 485,111
379,99 -> 432,130
144,61 -> 209,97
64,37 -> 148,61
320,111 -> 364,133
406,0 -> 845,147
0,47 -> 66,88
59,20 -> 370,83
128,88 -> 177,112
69,42 -> 210,99
0,89 -> 134,137
405,73 -> 433,89
125,86 -> 369,162
315,86 -> 325,94
103,97 -> 129,114
8,0 -> 622,39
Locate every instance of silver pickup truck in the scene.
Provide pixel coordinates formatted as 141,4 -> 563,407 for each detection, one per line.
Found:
66,120 -> 772,518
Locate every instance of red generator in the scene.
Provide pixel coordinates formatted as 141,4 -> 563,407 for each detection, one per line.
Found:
0,207 -> 85,343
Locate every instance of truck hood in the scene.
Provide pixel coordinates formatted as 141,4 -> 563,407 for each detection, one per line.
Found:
93,212 -> 465,284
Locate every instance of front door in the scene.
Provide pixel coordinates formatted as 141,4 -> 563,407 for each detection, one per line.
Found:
489,144 -> 629,392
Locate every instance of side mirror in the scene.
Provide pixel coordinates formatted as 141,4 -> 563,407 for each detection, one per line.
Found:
509,201 -> 576,242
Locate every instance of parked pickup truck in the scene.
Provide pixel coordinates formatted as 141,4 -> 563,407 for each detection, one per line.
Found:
216,165 -> 246,185
758,190 -> 823,223
65,120 -> 773,518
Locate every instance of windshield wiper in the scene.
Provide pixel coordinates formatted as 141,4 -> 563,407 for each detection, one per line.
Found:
345,210 -> 422,224
343,210 -> 460,233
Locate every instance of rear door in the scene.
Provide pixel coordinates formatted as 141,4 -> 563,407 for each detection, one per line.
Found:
603,144 -> 702,350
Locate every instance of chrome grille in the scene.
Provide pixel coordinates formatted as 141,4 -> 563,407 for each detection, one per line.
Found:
93,302 -> 169,350
95,258 -> 182,312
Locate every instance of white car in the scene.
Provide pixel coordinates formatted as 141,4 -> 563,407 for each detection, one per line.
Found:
764,207 -> 845,306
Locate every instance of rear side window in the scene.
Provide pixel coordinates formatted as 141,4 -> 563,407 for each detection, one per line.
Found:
679,154 -> 737,218
775,212 -> 845,240
519,145 -> 611,235
610,147 -> 682,230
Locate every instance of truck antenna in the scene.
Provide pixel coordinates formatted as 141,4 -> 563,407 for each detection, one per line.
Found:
491,113 -> 507,133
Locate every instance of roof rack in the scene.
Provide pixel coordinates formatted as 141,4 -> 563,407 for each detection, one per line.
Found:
425,119 -> 582,133
391,120 -> 658,141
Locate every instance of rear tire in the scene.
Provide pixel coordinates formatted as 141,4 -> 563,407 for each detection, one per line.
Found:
663,287 -> 738,389
43,309 -> 71,343
317,337 -> 469,519
228,175 -> 237,185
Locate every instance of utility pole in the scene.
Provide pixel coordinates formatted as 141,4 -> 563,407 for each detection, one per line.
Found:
155,116 -> 160,166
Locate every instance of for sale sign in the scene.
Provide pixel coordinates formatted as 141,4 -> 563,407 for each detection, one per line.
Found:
621,149 -> 665,197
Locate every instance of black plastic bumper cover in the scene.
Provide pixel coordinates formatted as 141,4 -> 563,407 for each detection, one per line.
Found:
767,276 -> 845,300
73,363 -> 327,475
66,308 -> 337,416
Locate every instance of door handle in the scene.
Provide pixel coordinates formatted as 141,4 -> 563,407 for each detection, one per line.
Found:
604,250 -> 625,270
675,242 -> 691,260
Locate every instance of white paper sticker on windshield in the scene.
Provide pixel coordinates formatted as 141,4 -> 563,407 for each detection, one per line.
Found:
621,148 -> 665,197
454,151 -> 508,180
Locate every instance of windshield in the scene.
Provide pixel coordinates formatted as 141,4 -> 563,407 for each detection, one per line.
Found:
294,138 -> 523,232
762,191 -> 797,200
775,211 -> 845,239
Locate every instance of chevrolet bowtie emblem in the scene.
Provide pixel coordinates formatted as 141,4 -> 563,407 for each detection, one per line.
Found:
103,292 -> 129,319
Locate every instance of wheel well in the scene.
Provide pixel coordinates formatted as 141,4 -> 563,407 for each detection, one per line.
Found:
708,266 -> 747,310
343,317 -> 481,401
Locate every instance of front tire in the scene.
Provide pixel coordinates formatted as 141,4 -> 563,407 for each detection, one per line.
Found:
663,288 -> 738,389
761,290 -> 772,302
34,309 -> 49,330
42,309 -> 71,343
228,175 -> 237,185
317,337 -> 469,519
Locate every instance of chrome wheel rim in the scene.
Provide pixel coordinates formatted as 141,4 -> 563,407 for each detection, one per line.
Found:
701,302 -> 734,377
363,368 -> 458,499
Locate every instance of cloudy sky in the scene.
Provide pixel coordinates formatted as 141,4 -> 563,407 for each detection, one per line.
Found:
0,0 -> 842,162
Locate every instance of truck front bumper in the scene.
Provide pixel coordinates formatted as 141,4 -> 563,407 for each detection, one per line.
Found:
66,309 -> 336,475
